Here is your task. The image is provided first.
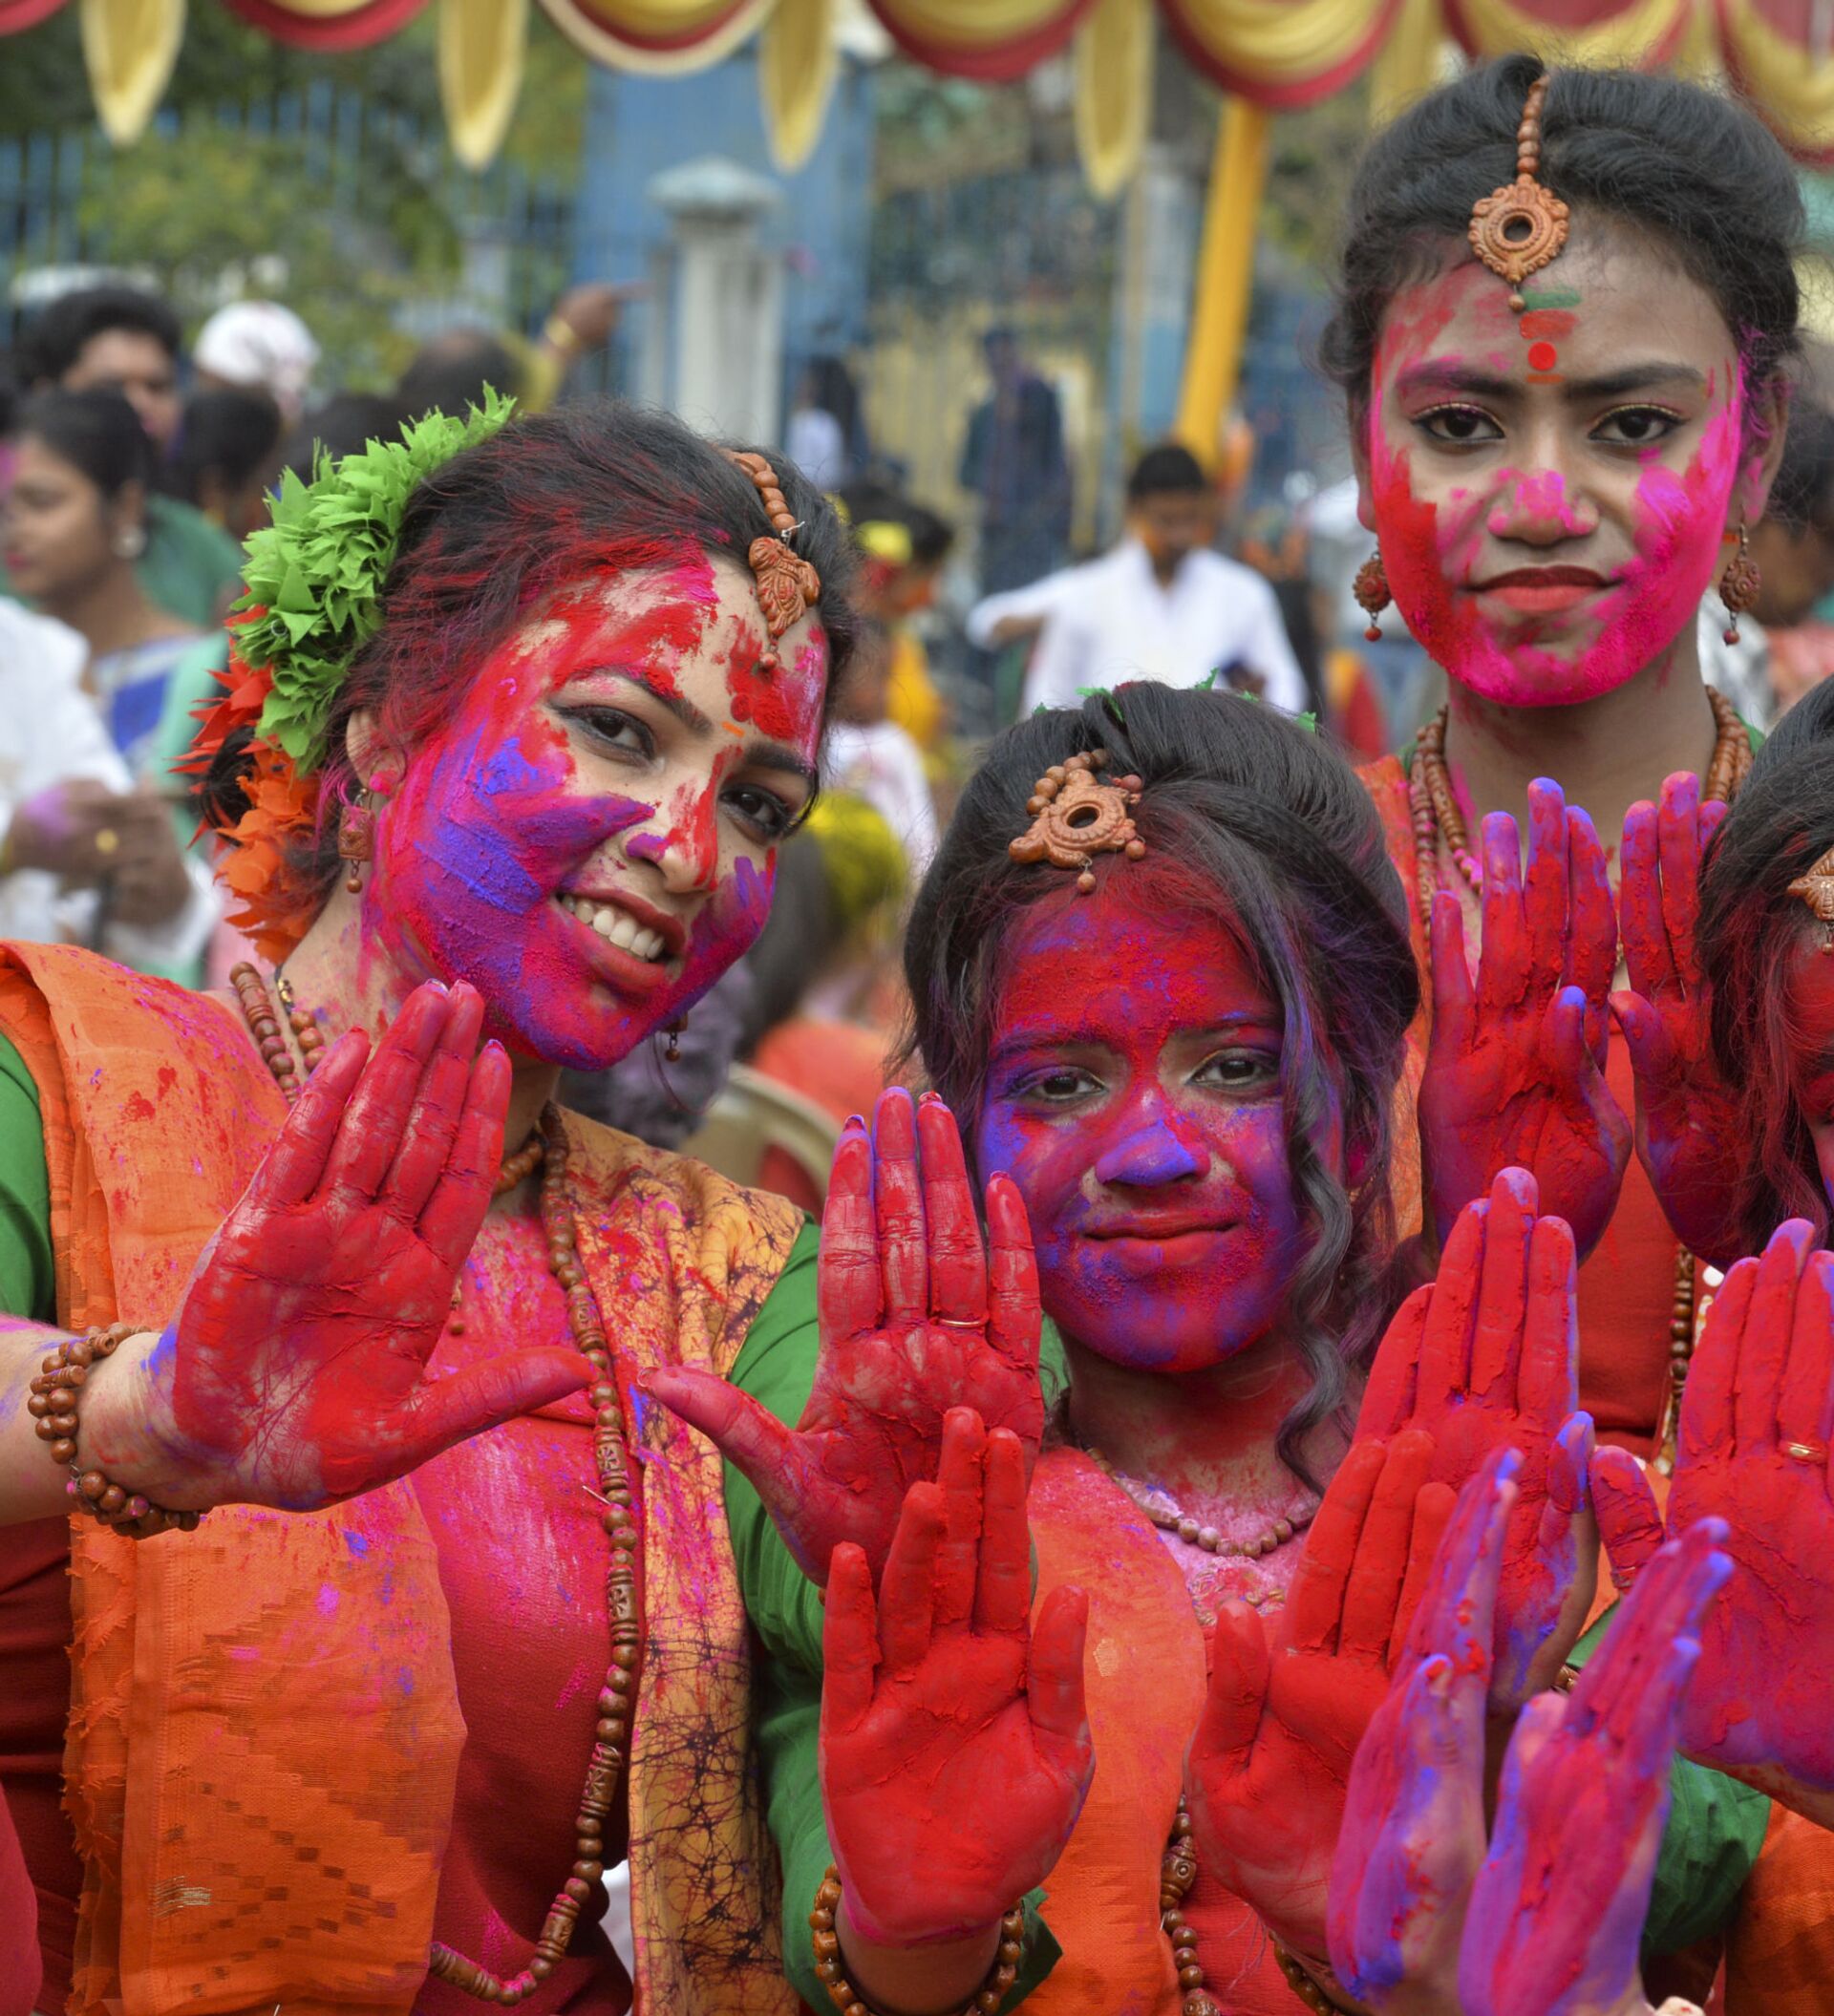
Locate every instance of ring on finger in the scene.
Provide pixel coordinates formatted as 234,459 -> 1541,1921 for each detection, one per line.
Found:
934,1315 -> 987,1331
1782,1439 -> 1829,1465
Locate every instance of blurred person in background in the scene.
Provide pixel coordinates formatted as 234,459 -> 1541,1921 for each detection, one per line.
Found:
4,391 -> 205,778
0,593 -> 210,976
822,616 -> 940,876
959,325 -> 1072,597
738,794 -> 906,1212
276,390 -> 400,476
842,480 -> 957,753
395,329 -> 524,421
394,283 -> 638,423
11,285 -> 244,625
163,387 -> 284,543
558,959 -> 756,1155
787,353 -> 865,491
1701,399 -> 1834,722
191,300 -> 319,426
992,441 -> 1306,715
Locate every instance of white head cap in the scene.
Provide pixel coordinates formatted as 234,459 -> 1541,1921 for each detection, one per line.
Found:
193,302 -> 319,422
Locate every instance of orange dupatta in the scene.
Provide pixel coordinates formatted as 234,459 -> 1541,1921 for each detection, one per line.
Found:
0,942 -> 805,2016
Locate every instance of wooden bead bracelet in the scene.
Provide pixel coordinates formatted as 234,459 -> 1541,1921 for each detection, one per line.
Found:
810,1865 -> 1025,2016
29,1322 -> 202,1539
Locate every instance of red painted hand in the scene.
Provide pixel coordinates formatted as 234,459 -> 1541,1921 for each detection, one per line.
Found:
109,981 -> 590,1511
1358,1168 -> 1597,1710
1418,782 -> 1630,1264
1327,1452 -> 1516,2015
1459,1519 -> 1731,2016
1591,1222 -> 1834,1826
1611,774 -> 1743,1266
648,1088 -> 1043,1586
820,1409 -> 1092,1946
1185,1430 -> 1455,1960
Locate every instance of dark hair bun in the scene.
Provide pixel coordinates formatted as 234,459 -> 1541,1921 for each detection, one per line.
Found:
1323,55 -> 1803,402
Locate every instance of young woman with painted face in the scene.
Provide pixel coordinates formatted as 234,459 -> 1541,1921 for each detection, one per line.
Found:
665,686 -> 1774,2016
0,399 -> 1051,2016
1336,58 -> 1800,1460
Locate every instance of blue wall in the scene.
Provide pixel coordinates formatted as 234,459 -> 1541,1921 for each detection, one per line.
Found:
573,51 -> 877,390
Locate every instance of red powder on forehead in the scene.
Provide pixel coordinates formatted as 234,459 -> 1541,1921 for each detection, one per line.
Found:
541,559 -> 724,701
726,655 -> 799,741
726,623 -> 828,747
1518,310 -> 1575,342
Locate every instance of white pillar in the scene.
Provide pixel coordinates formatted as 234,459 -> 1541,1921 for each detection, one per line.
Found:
647,157 -> 784,446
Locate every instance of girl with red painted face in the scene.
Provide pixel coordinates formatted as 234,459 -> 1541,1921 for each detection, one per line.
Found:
685,687 -> 1765,2016
0,399 -> 939,2016
1336,57 -> 1802,1463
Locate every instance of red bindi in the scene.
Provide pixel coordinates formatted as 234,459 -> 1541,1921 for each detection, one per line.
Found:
1526,340 -> 1559,373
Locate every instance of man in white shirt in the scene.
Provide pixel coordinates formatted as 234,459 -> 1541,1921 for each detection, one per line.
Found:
0,597 -> 214,970
972,443 -> 1307,718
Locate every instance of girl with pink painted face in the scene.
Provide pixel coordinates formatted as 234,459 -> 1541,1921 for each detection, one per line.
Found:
0,397 -> 1030,2016
688,686 -> 1780,2016
1335,56 -> 1803,1463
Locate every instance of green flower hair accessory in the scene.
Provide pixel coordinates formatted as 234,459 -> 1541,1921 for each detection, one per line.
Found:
235,388 -> 516,770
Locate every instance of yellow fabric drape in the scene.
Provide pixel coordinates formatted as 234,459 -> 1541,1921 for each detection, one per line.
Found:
1075,0 -> 1153,196
1174,94 -> 1269,466
79,0 -> 183,143
1445,0 -> 1693,66
1369,0 -> 1443,123
248,0 -> 381,17
535,0 -> 774,72
759,0 -> 837,170
1162,0 -> 1396,99
1717,0 -> 1834,161
439,0 -> 528,168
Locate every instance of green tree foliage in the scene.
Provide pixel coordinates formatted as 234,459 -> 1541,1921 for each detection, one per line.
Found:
0,7 -> 587,386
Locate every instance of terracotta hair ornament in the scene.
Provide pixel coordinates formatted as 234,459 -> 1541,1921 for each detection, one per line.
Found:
1469,74 -> 1570,312
1788,845 -> 1834,950
726,449 -> 822,650
1009,748 -> 1146,893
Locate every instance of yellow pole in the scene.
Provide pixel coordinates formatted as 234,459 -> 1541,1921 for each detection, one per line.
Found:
1173,95 -> 1269,469
1369,0 -> 1443,129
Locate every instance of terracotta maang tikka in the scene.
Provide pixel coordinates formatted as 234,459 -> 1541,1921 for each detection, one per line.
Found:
1009,748 -> 1147,893
726,448 -> 821,650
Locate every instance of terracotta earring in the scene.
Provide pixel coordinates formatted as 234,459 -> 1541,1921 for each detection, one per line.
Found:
1354,552 -> 1391,641
337,801 -> 373,894
1718,523 -> 1761,646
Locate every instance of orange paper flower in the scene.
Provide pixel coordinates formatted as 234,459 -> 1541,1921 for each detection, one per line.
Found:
213,740 -> 322,965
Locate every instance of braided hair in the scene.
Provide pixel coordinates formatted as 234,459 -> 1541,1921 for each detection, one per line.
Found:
905,685 -> 1420,1485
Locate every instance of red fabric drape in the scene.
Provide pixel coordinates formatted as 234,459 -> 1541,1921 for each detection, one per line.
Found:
865,0 -> 1097,81
217,0 -> 431,52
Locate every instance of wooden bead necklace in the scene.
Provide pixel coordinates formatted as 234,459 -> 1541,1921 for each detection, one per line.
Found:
1406,689 -> 1749,1475
1081,1442 -> 1316,1606
232,967 -> 637,2005
1405,688 -> 1750,923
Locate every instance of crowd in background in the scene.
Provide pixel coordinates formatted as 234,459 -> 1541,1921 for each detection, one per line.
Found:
8,273 -> 1834,1187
